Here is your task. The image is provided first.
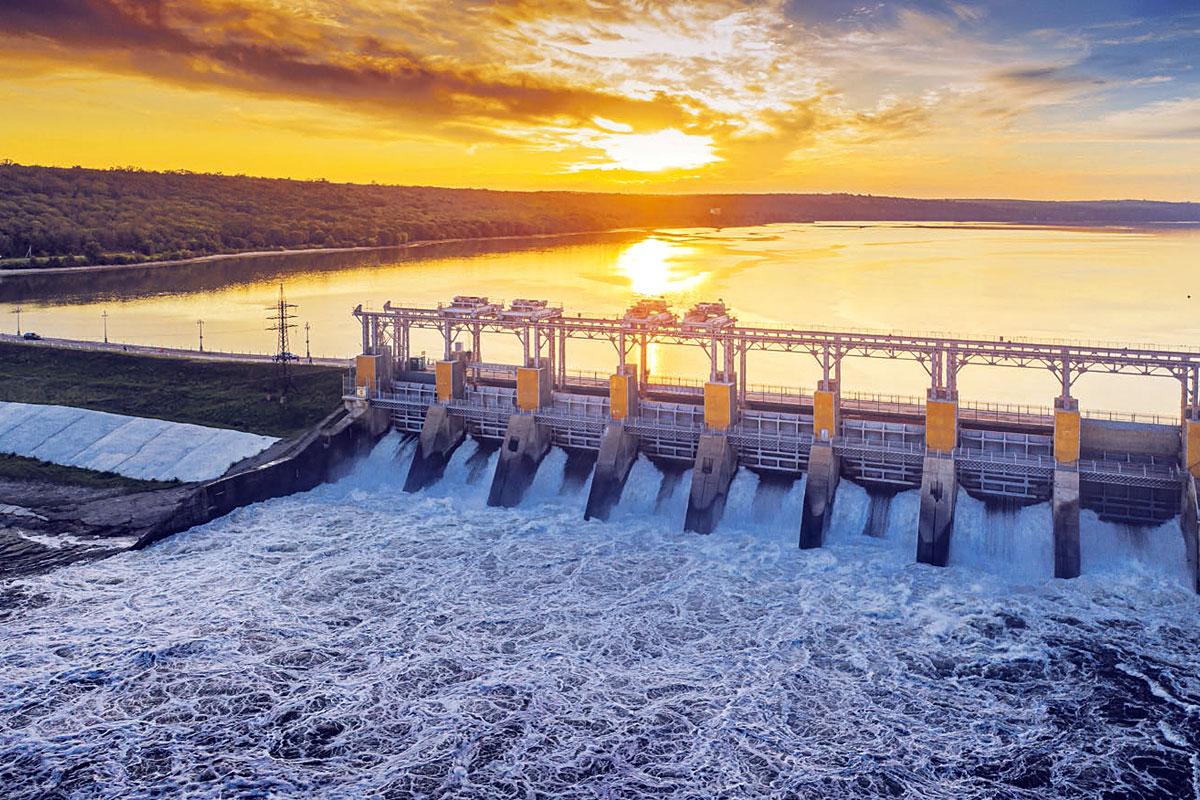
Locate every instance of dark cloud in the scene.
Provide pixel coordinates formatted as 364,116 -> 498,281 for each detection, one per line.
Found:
0,0 -> 690,130
990,65 -> 1106,97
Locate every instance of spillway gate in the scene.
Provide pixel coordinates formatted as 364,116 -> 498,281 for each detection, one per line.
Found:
344,296 -> 1200,591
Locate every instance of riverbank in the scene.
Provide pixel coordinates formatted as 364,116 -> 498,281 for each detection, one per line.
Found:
0,406 -> 384,580
0,344 -> 378,579
0,227 -> 647,278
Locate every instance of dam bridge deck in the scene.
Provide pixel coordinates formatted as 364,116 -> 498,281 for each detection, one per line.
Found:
344,296 -> 1200,591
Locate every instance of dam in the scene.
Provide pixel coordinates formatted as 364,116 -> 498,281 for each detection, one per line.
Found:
344,295 -> 1200,591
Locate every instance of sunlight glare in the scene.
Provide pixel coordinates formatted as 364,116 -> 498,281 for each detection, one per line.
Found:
616,237 -> 706,295
588,129 -> 719,172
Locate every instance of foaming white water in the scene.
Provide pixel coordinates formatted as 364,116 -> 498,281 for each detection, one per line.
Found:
715,467 -> 760,530
952,493 -> 1054,583
826,479 -> 871,547
605,456 -> 663,520
2,439 -> 1198,798
1080,512 -> 1190,586
520,448 -> 570,506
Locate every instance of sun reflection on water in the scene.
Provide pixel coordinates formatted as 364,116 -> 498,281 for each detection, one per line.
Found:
616,237 -> 705,296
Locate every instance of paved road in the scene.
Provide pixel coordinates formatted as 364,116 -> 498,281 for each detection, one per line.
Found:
0,333 -> 349,368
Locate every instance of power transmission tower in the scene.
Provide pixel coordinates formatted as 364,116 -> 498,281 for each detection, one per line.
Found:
266,284 -> 298,392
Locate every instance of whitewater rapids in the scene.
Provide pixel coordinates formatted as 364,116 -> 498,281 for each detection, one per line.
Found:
1,432 -> 1198,798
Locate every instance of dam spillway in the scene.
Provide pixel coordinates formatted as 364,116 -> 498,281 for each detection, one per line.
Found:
344,296 -> 1200,591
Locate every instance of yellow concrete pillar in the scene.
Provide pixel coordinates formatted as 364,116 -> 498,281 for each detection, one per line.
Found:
435,359 -> 465,403
1054,398 -> 1081,465
925,393 -> 958,453
517,366 -> 550,411
704,381 -> 737,431
1185,410 -> 1200,478
609,369 -> 639,420
812,379 -> 840,441
355,353 -> 381,391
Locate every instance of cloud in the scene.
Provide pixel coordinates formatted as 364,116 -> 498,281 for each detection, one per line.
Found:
989,65 -> 1107,102
0,0 -> 691,131
1095,97 -> 1200,140
1,0 -> 1195,191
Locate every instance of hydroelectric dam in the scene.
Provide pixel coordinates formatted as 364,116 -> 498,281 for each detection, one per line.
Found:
343,296 -> 1200,591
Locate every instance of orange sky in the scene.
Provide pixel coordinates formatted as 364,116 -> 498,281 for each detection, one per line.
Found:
0,1 -> 1197,199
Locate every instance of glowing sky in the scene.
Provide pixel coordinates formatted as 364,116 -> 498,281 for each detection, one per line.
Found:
1,1 -> 1197,198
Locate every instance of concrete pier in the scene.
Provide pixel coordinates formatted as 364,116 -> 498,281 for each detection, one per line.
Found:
585,423 -> 640,521
403,405 -> 466,492
684,434 -> 737,534
517,365 -> 551,411
354,351 -> 392,395
1052,467 -> 1082,579
917,454 -> 957,566
487,413 -> 552,507
1052,398 -> 1082,579
1183,475 -> 1199,594
344,398 -> 391,438
609,367 -> 639,420
799,443 -> 840,548
1185,411 -> 1200,479
435,358 -> 465,402
917,390 -> 958,566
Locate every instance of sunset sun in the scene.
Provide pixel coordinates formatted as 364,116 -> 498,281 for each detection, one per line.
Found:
581,128 -> 721,173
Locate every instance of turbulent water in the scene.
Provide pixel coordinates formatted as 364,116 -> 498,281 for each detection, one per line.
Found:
2,434 -> 1199,798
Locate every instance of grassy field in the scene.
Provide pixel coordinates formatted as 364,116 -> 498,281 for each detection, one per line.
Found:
0,342 -> 344,438
0,453 -> 176,492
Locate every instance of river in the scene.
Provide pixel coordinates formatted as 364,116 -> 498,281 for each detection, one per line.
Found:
2,222 -> 1199,414
1,433 -> 1197,798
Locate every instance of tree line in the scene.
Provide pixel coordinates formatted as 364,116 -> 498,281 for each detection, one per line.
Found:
2,161 -> 1196,268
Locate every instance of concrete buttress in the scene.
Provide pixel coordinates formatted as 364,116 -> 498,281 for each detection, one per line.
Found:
684,435 -> 737,534
917,454 -> 957,566
584,423 -> 639,521
799,443 -> 840,549
488,414 -> 552,507
404,405 -> 466,492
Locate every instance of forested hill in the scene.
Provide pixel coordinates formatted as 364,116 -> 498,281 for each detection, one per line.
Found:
2,162 -> 1198,268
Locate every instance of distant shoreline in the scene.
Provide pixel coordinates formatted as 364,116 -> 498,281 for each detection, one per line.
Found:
0,228 -> 652,279
5,218 -> 1196,279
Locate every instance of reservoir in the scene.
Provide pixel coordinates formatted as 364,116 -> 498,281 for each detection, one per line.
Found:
3,221 -> 1199,414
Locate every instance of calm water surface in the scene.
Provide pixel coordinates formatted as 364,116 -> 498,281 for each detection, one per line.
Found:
3,222 -> 1198,413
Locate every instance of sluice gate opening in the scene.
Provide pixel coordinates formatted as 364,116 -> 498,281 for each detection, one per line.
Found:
344,295 -> 1200,592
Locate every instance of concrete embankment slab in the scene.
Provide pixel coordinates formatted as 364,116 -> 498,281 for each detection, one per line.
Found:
0,401 -> 277,482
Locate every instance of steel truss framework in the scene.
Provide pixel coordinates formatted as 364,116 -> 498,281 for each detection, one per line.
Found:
354,300 -> 1200,411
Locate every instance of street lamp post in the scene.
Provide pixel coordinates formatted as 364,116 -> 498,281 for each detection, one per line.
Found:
101,310 -> 108,344
197,319 -> 204,352
10,306 -> 20,336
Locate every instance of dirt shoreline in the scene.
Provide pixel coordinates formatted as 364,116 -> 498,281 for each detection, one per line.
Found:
0,227 -> 650,278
